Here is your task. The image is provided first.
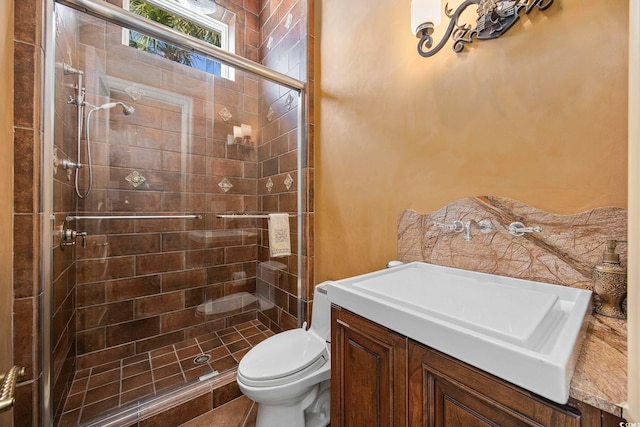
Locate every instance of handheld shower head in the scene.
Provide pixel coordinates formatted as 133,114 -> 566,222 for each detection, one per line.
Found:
76,100 -> 135,199
96,101 -> 135,115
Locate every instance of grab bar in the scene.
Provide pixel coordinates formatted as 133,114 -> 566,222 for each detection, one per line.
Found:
65,214 -> 202,221
217,214 -> 296,219
0,366 -> 25,413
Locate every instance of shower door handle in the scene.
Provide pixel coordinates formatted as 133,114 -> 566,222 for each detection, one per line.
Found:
0,366 -> 25,413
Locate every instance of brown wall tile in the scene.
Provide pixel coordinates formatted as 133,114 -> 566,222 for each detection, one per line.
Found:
77,329 -> 106,354
13,128 -> 36,213
13,379 -> 38,427
107,234 -> 161,257
13,214 -> 36,298
77,301 -> 134,330
225,245 -> 257,263
136,252 -> 185,275
136,292 -> 185,318
14,298 -> 36,379
77,256 -> 136,283
77,282 -> 106,307
106,317 -> 161,347
162,269 -> 207,291
14,0 -> 40,45
13,41 -> 37,129
160,308 -> 200,333
105,276 -> 161,302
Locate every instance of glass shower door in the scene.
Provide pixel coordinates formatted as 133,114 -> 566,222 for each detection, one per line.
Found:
49,2 -> 304,424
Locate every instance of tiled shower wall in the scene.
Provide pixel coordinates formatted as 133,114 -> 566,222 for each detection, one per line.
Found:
10,0 -> 315,426
13,0 -> 45,425
255,0 -> 312,332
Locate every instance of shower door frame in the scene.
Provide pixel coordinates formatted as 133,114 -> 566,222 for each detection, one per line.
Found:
41,1 -> 307,425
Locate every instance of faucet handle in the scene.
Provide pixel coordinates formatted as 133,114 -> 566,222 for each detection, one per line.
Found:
77,231 -> 88,248
433,220 -> 465,233
475,219 -> 494,234
60,220 -> 88,248
462,219 -> 494,241
508,221 -> 542,237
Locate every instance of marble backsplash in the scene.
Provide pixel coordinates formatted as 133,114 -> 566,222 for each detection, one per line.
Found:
398,196 -> 628,292
398,196 -> 628,415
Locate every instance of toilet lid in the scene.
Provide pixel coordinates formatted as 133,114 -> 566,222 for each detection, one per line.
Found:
238,329 -> 329,387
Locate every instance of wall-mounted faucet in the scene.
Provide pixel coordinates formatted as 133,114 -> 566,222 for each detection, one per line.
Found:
462,219 -> 494,241
432,219 -> 494,241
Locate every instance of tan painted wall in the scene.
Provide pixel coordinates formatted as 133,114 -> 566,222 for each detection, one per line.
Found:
627,0 -> 639,421
0,0 -> 14,425
315,0 -> 628,281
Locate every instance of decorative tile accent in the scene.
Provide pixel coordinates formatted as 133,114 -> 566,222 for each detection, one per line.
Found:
125,170 -> 147,188
285,93 -> 294,110
266,177 -> 274,193
285,13 -> 293,29
218,107 -> 233,122
218,177 -> 233,193
284,174 -> 294,190
124,84 -> 146,101
266,106 -> 275,122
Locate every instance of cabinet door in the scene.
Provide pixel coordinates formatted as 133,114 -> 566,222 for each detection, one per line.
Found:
331,307 -> 407,427
408,340 -> 582,427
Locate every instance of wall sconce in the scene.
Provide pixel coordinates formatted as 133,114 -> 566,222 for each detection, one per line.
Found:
411,0 -> 554,57
229,124 -> 253,145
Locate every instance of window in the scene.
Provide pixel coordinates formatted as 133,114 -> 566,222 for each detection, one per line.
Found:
122,0 -> 235,79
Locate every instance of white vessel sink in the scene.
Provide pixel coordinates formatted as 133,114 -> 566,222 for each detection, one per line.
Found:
325,262 -> 592,404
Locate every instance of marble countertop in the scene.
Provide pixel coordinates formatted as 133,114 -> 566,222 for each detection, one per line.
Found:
569,313 -> 627,416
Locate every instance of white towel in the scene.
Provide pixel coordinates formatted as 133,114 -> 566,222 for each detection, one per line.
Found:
268,213 -> 291,258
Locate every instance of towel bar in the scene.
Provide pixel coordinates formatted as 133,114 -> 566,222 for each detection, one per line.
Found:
65,214 -> 202,221
216,214 -> 296,219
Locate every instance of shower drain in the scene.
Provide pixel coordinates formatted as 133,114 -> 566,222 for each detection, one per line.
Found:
193,354 -> 211,364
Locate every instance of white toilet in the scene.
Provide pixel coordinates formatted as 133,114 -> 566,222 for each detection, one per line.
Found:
237,284 -> 332,427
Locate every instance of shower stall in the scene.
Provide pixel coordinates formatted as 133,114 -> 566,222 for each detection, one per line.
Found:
44,0 -> 308,425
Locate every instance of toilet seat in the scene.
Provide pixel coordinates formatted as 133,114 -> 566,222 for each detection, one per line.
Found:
239,329 -> 329,387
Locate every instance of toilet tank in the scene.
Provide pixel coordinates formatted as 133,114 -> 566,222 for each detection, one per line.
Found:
309,283 -> 332,342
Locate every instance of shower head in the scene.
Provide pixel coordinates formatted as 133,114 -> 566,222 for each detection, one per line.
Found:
96,101 -> 135,115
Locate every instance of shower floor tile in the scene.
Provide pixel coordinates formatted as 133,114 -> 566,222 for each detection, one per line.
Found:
57,319 -> 274,426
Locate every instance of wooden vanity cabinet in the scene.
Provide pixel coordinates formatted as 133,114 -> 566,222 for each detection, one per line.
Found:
331,306 -> 624,427
408,342 -> 580,426
331,305 -> 407,426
